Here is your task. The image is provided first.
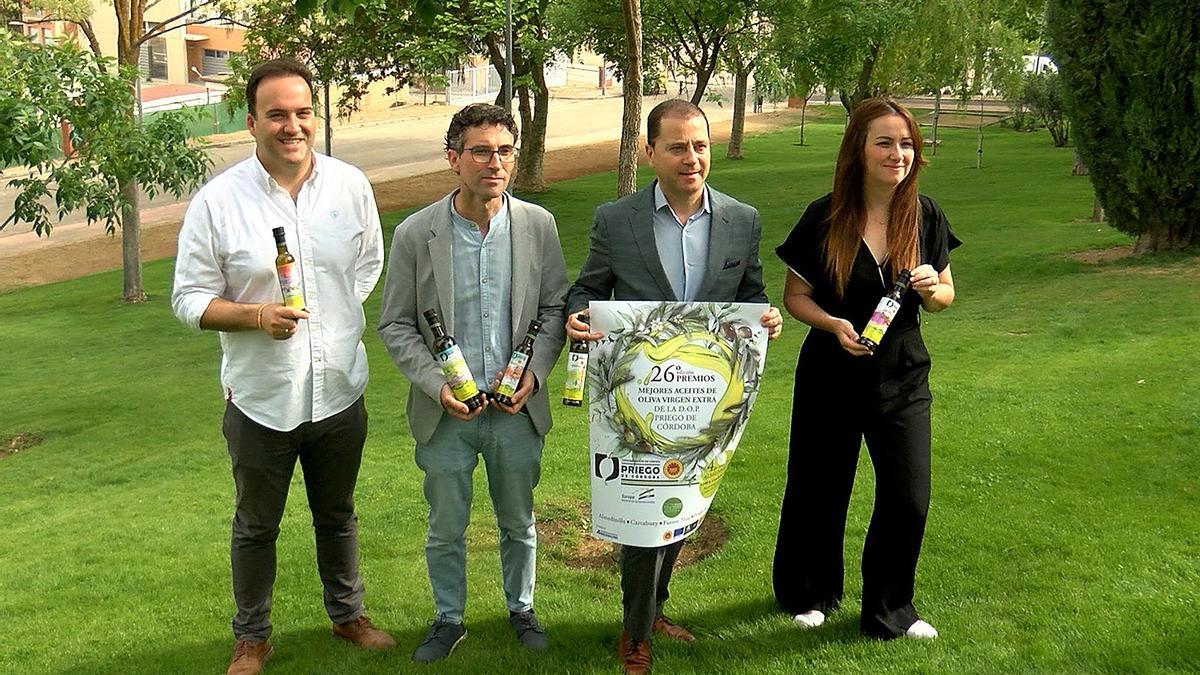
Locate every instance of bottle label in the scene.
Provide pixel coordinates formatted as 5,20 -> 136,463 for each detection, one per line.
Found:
860,297 -> 901,345
436,345 -> 480,401
563,351 -> 588,402
276,262 -> 305,309
496,351 -> 530,398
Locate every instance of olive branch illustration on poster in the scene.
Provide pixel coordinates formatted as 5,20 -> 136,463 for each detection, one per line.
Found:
589,302 -> 765,480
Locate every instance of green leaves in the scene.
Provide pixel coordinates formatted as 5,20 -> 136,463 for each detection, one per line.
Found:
0,33 -> 210,237
1047,0 -> 1200,249
1020,71 -> 1071,147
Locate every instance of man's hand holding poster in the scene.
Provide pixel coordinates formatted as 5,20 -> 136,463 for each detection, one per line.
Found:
588,301 -> 769,547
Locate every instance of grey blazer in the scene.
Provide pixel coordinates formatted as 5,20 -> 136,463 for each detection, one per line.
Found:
565,181 -> 768,314
378,192 -> 568,445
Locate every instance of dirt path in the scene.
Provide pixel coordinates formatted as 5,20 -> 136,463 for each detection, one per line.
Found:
0,109 -> 803,293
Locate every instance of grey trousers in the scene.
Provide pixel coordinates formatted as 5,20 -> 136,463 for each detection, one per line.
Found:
621,540 -> 685,641
415,408 -> 544,623
222,397 -> 368,640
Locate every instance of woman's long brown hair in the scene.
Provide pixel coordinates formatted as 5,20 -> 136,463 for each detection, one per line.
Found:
824,98 -> 927,297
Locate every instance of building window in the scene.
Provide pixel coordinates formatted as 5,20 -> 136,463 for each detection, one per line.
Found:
201,48 -> 231,76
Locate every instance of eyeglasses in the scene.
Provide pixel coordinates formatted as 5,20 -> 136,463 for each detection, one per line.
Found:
463,145 -> 520,164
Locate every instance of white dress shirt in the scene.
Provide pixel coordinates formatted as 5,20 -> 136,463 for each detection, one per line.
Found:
172,151 -> 384,431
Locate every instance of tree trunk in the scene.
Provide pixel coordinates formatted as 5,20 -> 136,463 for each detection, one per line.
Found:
516,84 -> 533,153
1132,217 -> 1195,253
512,64 -> 550,193
617,0 -> 643,198
931,90 -> 941,156
688,44 -> 722,106
117,28 -> 145,302
1091,194 -> 1104,222
841,43 -> 880,114
726,64 -> 749,160
1072,147 -> 1088,175
120,178 -> 146,303
798,95 -> 808,146
79,20 -> 103,58
323,81 -> 333,156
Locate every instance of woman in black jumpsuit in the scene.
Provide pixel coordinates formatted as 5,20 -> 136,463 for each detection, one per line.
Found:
772,98 -> 960,640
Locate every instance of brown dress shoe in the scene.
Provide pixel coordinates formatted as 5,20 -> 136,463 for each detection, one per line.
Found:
652,615 -> 696,643
332,615 -> 397,650
619,631 -> 652,675
227,639 -> 272,675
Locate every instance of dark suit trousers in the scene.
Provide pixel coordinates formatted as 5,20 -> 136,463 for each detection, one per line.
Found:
773,387 -> 931,639
222,397 -> 368,640
621,540 -> 684,640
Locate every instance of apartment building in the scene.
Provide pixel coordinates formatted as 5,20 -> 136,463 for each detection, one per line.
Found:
14,1 -> 244,85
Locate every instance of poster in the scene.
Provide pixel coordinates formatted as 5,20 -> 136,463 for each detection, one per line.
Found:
588,301 -> 769,547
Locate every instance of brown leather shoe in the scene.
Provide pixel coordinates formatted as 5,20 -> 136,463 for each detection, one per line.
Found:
619,631 -> 652,675
652,615 -> 695,643
332,615 -> 397,650
227,639 -> 272,675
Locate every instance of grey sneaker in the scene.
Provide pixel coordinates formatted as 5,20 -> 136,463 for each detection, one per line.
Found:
412,619 -> 467,664
509,610 -> 549,651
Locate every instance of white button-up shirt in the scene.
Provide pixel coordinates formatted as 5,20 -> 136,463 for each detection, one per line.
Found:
172,151 -> 384,431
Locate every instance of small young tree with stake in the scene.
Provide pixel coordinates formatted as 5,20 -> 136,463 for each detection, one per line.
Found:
0,34 -> 209,301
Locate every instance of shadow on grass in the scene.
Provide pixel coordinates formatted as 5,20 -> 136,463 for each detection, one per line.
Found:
59,626 -> 408,675
58,616 -> 640,675
684,595 -> 867,642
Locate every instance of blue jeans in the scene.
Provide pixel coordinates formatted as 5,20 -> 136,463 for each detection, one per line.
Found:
415,408 -> 544,623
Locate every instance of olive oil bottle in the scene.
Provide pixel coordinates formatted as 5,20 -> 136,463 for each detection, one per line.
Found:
858,268 -> 912,353
562,338 -> 589,407
424,309 -> 484,411
272,227 -> 306,310
495,319 -> 542,406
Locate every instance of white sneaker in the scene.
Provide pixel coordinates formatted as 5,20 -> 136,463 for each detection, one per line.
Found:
905,619 -> 938,639
792,610 -> 826,628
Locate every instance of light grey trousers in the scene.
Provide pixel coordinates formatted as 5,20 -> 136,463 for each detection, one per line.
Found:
415,408 -> 544,623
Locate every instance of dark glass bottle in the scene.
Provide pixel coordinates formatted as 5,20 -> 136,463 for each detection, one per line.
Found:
858,268 -> 912,354
495,319 -> 542,406
424,309 -> 484,410
272,226 -> 305,310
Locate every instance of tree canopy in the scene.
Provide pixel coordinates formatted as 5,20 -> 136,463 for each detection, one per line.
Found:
0,33 -> 208,241
1047,0 -> 1199,252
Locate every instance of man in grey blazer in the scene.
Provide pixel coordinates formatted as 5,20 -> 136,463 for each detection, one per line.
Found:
565,99 -> 782,675
378,104 -> 568,664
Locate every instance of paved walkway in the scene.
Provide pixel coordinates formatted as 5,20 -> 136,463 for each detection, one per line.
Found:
0,84 -> 773,260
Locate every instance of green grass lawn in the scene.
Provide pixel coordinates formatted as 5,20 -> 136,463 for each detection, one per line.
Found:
1,120 -> 1197,674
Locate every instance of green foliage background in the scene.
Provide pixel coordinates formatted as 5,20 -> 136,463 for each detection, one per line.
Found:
1047,0 -> 1200,249
1,121 -> 1197,673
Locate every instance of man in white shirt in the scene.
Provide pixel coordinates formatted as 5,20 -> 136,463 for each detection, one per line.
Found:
171,58 -> 394,675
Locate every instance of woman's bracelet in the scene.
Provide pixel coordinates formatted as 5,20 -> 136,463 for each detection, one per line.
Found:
255,303 -> 267,330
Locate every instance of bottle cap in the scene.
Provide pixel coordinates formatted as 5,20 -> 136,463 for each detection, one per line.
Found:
423,309 -> 441,324
272,226 -> 286,242
528,319 -> 543,334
